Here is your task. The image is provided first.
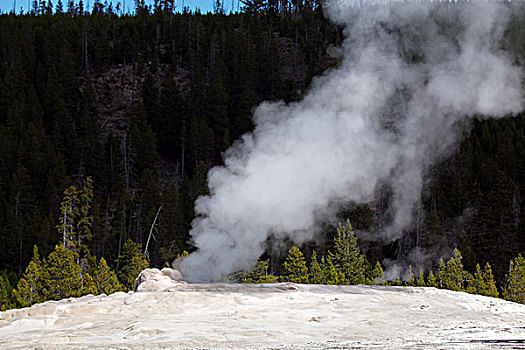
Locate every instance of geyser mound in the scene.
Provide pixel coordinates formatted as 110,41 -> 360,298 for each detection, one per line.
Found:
2,282 -> 525,349
180,1 -> 524,281
133,268 -> 185,292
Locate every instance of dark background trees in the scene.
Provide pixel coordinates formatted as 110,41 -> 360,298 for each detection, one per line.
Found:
0,0 -> 338,275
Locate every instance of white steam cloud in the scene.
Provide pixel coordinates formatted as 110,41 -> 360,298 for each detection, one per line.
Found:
180,1 -> 524,281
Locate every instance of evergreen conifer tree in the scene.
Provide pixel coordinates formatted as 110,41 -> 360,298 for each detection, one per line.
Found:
130,104 -> 159,182
323,256 -> 344,285
468,263 -> 485,294
118,239 -> 149,291
328,220 -> 368,285
243,259 -> 278,283
427,270 -> 438,287
481,262 -> 499,298
77,177 -> 94,255
502,254 -> 525,303
406,265 -> 415,286
308,251 -> 325,284
258,272 -> 279,283
436,257 -> 446,288
0,274 -> 15,310
282,246 -> 309,284
82,273 -> 98,295
255,259 -> 279,283
92,257 -> 122,294
416,268 -> 426,287
458,230 -> 477,272
205,66 -> 230,153
371,261 -> 383,284
466,262 -> 499,298
442,248 -> 469,292
13,245 -> 44,307
142,72 -> 158,118
57,185 -> 79,248
56,177 -> 94,255
42,244 -> 83,300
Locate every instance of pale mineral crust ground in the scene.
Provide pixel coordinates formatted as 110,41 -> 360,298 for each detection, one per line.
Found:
1,283 -> 525,349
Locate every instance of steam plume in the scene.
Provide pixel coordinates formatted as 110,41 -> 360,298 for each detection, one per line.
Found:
180,1 -> 524,281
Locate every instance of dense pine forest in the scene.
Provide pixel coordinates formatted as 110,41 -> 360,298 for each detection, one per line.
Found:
0,0 -> 524,309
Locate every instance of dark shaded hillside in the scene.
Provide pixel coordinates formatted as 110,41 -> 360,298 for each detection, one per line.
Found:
0,4 -> 340,273
0,1 -> 524,287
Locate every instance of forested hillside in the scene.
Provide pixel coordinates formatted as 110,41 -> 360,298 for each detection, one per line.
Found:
0,0 -> 339,271
0,0 -> 524,307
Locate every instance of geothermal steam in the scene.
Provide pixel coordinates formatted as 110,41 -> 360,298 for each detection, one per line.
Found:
180,1 -> 524,280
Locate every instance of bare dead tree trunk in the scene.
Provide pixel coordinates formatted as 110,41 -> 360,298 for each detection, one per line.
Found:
109,143 -> 114,189
83,20 -> 90,74
18,226 -> 22,272
116,200 -> 126,271
135,193 -> 143,240
415,199 -> 421,268
14,190 -> 22,270
122,133 -> 130,193
102,193 -> 111,256
144,205 -> 163,261
181,141 -> 185,182
63,203 -> 68,247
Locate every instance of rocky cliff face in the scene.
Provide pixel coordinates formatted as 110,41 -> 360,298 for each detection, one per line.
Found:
87,32 -> 318,138
88,63 -> 164,138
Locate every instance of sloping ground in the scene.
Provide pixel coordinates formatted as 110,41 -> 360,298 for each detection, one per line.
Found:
1,284 -> 524,349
